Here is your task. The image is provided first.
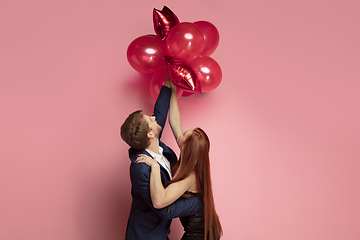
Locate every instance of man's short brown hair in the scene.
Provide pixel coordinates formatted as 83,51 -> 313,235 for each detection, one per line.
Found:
120,110 -> 150,149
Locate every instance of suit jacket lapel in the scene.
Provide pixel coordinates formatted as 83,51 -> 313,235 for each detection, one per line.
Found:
129,147 -> 172,183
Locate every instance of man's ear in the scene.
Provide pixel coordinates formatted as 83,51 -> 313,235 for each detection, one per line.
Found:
147,130 -> 154,139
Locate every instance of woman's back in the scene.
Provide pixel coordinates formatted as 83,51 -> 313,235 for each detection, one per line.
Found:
180,192 -> 206,240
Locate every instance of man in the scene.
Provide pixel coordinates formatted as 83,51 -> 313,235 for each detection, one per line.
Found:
120,77 -> 203,240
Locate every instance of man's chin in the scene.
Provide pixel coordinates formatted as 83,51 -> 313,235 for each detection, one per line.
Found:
155,126 -> 162,137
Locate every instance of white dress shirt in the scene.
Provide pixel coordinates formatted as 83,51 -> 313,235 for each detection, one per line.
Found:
145,146 -> 172,179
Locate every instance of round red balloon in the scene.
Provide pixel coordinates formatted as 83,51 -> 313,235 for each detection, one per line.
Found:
193,21 -> 219,56
127,35 -> 166,74
188,56 -> 222,92
165,22 -> 204,61
149,68 -> 183,100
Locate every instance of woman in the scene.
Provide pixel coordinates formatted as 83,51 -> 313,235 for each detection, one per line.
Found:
136,81 -> 222,240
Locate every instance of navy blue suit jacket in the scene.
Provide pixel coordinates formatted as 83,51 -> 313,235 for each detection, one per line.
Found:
125,86 -> 204,240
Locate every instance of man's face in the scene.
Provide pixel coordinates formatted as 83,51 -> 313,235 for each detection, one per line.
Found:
143,114 -> 162,137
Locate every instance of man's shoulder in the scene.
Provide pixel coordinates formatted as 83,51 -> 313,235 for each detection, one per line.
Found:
130,161 -> 149,173
129,161 -> 151,185
128,148 -> 150,173
128,147 -> 148,160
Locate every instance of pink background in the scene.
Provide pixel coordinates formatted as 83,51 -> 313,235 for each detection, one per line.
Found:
1,0 -> 359,239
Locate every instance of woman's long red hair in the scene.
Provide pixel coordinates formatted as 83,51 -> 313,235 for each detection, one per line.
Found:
167,128 -> 222,240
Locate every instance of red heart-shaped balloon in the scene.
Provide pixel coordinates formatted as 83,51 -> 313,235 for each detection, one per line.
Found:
153,6 -> 180,41
164,56 -> 201,93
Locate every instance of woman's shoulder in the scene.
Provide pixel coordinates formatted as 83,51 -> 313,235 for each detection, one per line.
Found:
173,172 -> 197,189
176,171 -> 196,184
185,172 -> 199,194
179,171 -> 196,182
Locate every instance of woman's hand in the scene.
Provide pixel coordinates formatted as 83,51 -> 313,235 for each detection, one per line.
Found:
136,154 -> 158,168
164,75 -> 171,88
168,77 -> 177,91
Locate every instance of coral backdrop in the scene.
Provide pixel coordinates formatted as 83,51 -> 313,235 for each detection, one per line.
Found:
0,0 -> 359,239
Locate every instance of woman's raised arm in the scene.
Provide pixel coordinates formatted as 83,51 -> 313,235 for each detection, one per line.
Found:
168,77 -> 184,147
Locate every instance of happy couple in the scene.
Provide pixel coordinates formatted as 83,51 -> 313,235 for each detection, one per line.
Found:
120,76 -> 222,240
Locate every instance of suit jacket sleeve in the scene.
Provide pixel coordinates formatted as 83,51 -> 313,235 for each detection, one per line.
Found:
153,86 -> 171,140
132,162 -> 204,220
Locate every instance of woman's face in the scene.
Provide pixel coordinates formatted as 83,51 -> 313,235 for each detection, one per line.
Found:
178,128 -> 194,149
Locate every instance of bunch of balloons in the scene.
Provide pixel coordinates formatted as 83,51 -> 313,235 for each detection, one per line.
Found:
127,6 -> 222,98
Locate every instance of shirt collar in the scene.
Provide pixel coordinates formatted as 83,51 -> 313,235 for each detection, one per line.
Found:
145,146 -> 163,158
